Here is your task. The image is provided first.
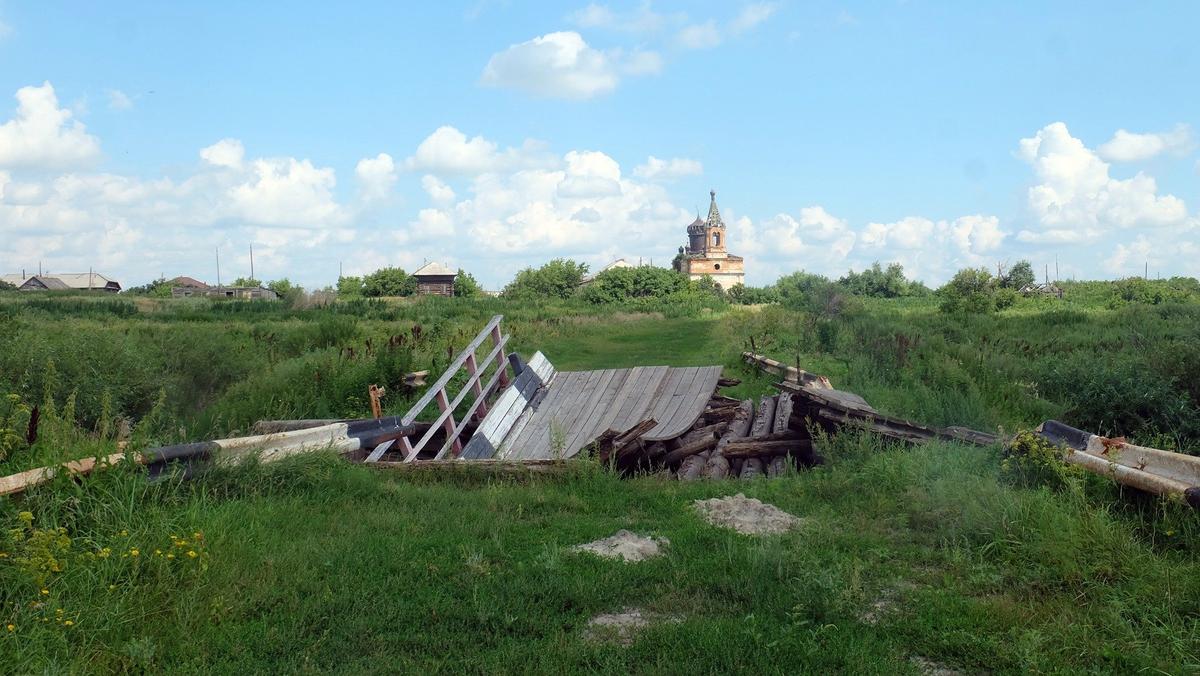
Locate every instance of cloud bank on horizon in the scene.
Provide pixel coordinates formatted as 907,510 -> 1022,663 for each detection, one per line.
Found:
0,3 -> 1197,289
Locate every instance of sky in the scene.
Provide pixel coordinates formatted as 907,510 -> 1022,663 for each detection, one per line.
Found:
1,1 -> 1198,290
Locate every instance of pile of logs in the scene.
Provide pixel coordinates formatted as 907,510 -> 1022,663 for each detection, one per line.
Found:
595,388 -> 823,480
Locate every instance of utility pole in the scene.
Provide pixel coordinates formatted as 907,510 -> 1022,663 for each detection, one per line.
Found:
1055,255 -> 1059,281
216,247 -> 222,289
249,243 -> 255,283
1145,262 -> 1148,280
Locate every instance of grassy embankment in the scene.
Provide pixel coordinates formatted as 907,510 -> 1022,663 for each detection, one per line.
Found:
2,292 -> 1200,672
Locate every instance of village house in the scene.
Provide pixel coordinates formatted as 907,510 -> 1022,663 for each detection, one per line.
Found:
0,273 -> 122,293
168,277 -> 278,300
412,262 -> 457,296
580,258 -> 634,286
675,191 -> 745,290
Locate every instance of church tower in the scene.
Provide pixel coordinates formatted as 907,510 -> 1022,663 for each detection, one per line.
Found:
679,190 -> 745,289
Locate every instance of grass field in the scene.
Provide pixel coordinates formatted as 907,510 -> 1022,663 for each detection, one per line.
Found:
2,291 -> 1200,672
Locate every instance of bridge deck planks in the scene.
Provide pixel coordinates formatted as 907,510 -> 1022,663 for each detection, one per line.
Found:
499,365 -> 722,460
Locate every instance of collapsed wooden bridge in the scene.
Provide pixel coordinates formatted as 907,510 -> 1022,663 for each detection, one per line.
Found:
6,315 -> 1199,509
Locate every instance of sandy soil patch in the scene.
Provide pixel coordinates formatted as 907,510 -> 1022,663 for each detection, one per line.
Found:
692,493 -> 803,535
572,530 -> 668,562
584,608 -> 681,645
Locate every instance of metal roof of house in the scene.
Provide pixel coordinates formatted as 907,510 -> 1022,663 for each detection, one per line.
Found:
412,262 -> 456,277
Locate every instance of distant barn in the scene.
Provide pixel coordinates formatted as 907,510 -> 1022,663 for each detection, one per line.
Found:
413,262 -> 457,297
168,277 -> 278,300
0,273 -> 122,293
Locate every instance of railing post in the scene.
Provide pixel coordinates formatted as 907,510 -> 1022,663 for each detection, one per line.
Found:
435,387 -> 463,456
491,324 -> 510,388
464,353 -> 489,422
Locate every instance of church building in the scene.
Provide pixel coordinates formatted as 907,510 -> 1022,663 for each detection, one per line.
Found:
676,190 -> 745,289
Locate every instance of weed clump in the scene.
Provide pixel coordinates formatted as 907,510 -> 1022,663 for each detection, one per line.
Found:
1001,430 -> 1084,491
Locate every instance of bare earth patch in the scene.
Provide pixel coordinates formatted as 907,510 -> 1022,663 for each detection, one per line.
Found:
584,608 -> 681,646
692,493 -> 804,535
911,656 -> 966,676
572,530 -> 668,562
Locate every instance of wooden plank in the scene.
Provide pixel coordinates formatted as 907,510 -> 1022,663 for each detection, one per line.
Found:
645,366 -> 722,440
464,352 -> 488,421
460,356 -> 546,460
590,367 -> 647,437
401,333 -> 511,458
629,367 -> 684,439
609,366 -> 670,433
401,315 -> 503,425
432,361 -> 510,460
641,367 -> 697,439
534,369 -> 608,459
650,365 -> 721,440
506,371 -> 582,459
562,368 -> 622,457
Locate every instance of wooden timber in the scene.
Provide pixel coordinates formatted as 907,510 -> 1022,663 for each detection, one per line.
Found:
499,365 -> 723,460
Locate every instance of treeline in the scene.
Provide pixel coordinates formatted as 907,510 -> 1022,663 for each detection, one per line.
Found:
335,267 -> 481,298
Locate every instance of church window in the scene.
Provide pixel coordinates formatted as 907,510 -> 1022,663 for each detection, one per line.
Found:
712,232 -> 721,247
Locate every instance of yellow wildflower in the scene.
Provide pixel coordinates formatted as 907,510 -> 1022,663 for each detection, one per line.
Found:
166,553 -> 175,559
0,552 -> 7,558
18,511 -> 33,523
63,620 -> 73,627
40,589 -> 49,595
155,549 -> 163,556
5,624 -> 13,632
187,550 -> 198,559
129,549 -> 139,557
97,547 -> 111,558
118,530 -> 128,537
193,532 -> 203,540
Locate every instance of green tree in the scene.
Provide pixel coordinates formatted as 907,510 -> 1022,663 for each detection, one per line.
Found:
267,278 -> 304,304
503,259 -> 589,299
232,277 -> 262,288
580,265 -> 688,304
837,262 -> 913,298
1000,260 -> 1036,289
453,269 -> 483,297
124,277 -> 172,298
336,276 -> 364,297
939,267 -> 1000,314
774,270 -> 835,310
0,280 -> 16,292
362,267 -> 417,297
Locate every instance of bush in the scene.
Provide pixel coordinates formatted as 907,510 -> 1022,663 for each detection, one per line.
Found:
453,270 -> 482,297
999,260 -> 1036,289
727,283 -> 780,305
362,268 -> 417,297
938,267 -> 1010,314
580,265 -> 688,304
503,259 -> 588,299
837,262 -> 921,298
124,278 -> 173,298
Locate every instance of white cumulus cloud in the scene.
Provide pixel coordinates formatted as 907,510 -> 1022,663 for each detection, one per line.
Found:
404,125 -> 552,174
1016,122 -> 1188,244
676,21 -> 722,49
107,89 -> 134,111
481,31 -> 626,100
0,82 -> 101,169
730,2 -> 780,34
633,155 -> 703,180
1097,124 -> 1195,162
200,138 -> 245,169
355,153 -> 397,200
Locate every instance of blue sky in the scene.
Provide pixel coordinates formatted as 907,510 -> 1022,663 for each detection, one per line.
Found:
1,1 -> 1198,289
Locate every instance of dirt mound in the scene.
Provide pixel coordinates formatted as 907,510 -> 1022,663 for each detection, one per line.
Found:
572,530 -> 668,562
584,608 -> 680,645
692,493 -> 803,535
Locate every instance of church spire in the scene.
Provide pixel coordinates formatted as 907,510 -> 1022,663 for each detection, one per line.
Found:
706,189 -> 725,229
